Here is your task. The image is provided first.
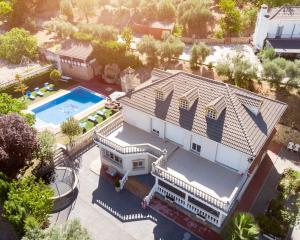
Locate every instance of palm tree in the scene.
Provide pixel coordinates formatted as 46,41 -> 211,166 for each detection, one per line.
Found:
223,212 -> 260,240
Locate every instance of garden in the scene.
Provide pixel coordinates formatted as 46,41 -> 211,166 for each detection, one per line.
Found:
256,168 -> 300,238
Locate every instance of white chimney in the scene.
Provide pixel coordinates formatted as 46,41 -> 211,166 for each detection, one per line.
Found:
253,4 -> 270,50
121,67 -> 135,93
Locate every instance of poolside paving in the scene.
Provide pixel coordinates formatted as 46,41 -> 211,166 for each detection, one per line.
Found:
51,146 -> 200,240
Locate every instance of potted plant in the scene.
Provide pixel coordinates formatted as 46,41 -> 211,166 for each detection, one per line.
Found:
115,180 -> 121,192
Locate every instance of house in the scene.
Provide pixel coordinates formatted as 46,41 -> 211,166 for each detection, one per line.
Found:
41,41 -> 100,81
132,20 -> 175,39
94,71 -> 287,228
253,5 -> 300,57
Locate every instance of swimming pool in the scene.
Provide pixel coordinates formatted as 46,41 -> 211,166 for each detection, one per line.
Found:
31,87 -> 104,127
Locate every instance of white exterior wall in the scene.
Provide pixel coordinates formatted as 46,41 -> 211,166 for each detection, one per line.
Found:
121,105 -> 251,173
191,133 -> 218,162
215,144 -> 250,173
122,105 -> 151,132
253,5 -> 300,49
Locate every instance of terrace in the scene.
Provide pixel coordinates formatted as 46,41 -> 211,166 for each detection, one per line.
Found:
94,114 -> 245,211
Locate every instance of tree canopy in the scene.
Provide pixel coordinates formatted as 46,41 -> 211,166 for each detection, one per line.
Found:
61,117 -> 81,143
76,0 -> 96,23
0,28 -> 37,64
223,212 -> 260,240
178,0 -> 213,37
0,114 -> 38,177
3,176 -> 53,235
23,219 -> 91,240
137,35 -> 159,65
159,33 -> 185,62
157,0 -> 176,22
189,43 -> 211,68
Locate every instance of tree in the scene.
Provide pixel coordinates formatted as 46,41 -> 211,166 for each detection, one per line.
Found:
262,60 -> 285,87
61,117 -> 81,143
159,33 -> 185,62
157,0 -> 176,22
22,219 -> 91,240
0,28 -> 37,64
178,0 -> 213,37
0,114 -> 38,177
0,93 -> 35,125
216,51 -> 257,89
60,0 -> 74,21
35,130 -> 56,163
77,23 -> 118,41
259,47 -> 276,61
223,212 -> 259,240
189,43 -> 211,69
0,172 -> 10,203
76,0 -> 96,23
137,35 -> 159,65
219,0 -> 242,37
14,74 -> 28,100
3,176 -> 53,235
138,0 -> 157,22
44,16 -> 76,38
121,27 -> 133,51
0,1 -> 12,21
50,69 -> 61,82
241,7 -> 258,33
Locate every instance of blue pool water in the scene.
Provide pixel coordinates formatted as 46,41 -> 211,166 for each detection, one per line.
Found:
32,87 -> 104,126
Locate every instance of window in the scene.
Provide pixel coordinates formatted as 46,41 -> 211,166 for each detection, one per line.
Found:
207,109 -> 217,119
132,160 -> 144,170
179,99 -> 189,110
103,149 -> 122,165
155,91 -> 164,101
191,143 -> 201,153
152,129 -> 159,135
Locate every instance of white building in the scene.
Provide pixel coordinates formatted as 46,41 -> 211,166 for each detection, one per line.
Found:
253,5 -> 300,56
94,70 -> 287,228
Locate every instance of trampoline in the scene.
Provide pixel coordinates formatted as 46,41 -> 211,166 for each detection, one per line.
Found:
49,167 -> 78,212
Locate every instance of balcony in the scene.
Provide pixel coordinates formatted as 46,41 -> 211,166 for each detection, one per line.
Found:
267,33 -> 300,39
94,113 -> 245,211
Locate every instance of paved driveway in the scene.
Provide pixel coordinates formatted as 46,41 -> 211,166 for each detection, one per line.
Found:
51,146 -> 199,240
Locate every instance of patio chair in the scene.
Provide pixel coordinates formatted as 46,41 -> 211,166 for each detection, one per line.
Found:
34,87 -> 44,97
26,91 -> 35,100
294,144 -> 300,153
44,82 -> 54,91
287,142 -> 295,151
60,76 -> 72,83
96,109 -> 107,118
79,122 -> 87,133
88,115 -> 98,124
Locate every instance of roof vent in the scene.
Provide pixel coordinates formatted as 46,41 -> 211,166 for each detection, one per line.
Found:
236,93 -> 263,116
179,87 -> 198,110
205,95 -> 226,120
154,81 -> 173,101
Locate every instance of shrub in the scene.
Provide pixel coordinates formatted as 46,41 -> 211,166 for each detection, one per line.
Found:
115,180 -> 120,188
49,69 -> 61,82
0,172 -> 10,203
35,130 -> 56,164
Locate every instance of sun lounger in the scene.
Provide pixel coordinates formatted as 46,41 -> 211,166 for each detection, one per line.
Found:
96,109 -> 107,117
60,76 -> 72,83
294,144 -> 300,152
44,82 -> 53,91
34,87 -> 44,97
287,142 -> 295,151
26,91 -> 35,100
88,115 -> 98,124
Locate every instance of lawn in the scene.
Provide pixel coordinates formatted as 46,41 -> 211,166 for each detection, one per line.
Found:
79,107 -> 116,132
20,80 -> 76,106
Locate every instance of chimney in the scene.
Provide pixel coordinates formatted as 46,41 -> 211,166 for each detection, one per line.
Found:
121,67 -> 135,93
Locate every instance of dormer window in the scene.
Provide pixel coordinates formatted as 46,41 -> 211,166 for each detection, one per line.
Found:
179,99 -> 189,110
155,90 -> 164,101
207,108 -> 217,119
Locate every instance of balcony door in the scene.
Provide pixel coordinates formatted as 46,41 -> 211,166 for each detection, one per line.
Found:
275,26 -> 284,38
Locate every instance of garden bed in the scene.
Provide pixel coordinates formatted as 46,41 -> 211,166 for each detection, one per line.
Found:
256,168 -> 300,238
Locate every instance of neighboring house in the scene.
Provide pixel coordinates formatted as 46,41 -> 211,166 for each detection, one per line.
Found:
94,70 -> 287,228
40,41 -> 100,81
132,20 -> 175,39
253,5 -> 300,57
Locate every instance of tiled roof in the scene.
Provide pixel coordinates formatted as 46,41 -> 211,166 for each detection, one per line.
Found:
206,96 -> 227,118
268,6 -> 300,20
118,72 -> 287,156
56,42 -> 93,61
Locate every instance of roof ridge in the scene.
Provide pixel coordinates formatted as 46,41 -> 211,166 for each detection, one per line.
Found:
226,85 -> 255,156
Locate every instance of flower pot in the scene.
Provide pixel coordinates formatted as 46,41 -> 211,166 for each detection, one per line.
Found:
115,187 -> 121,192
